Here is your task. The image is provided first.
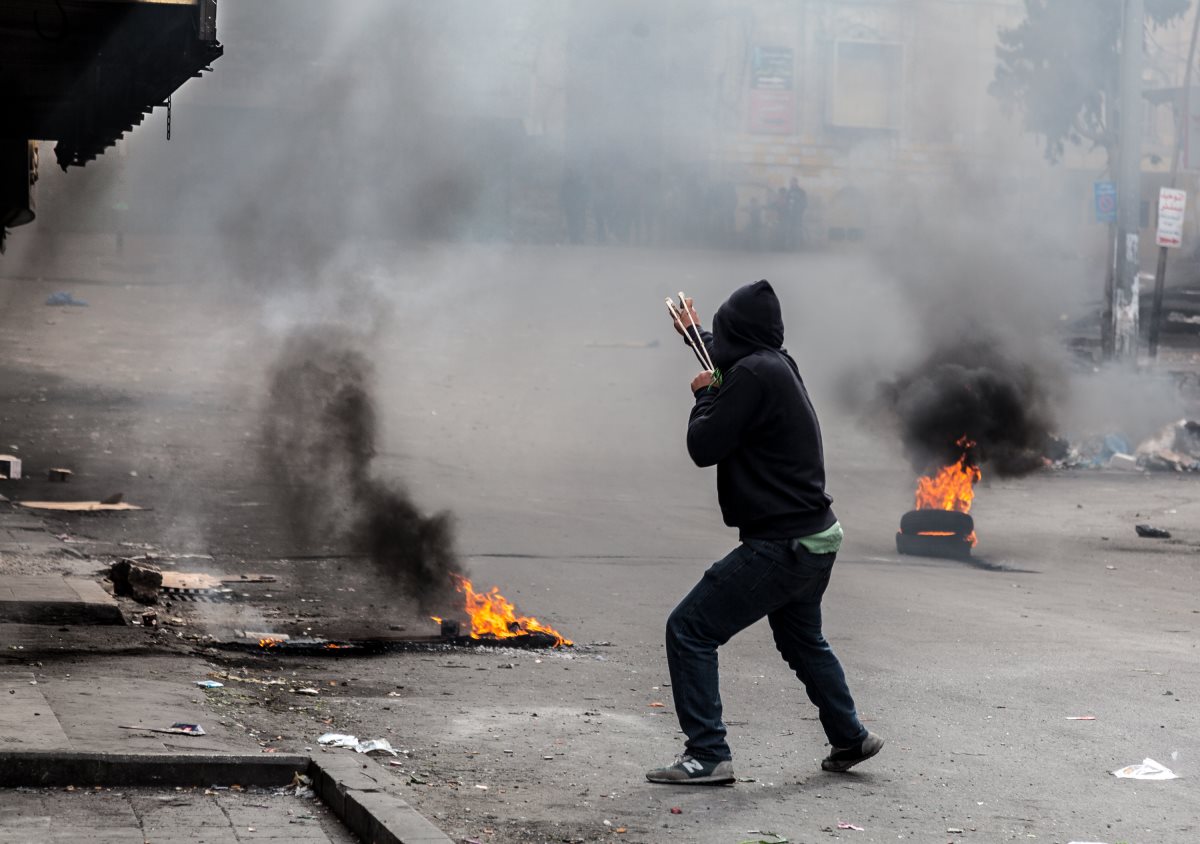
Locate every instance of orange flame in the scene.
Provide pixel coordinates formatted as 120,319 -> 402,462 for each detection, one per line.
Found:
434,574 -> 572,647
259,637 -> 284,648
914,437 -> 981,545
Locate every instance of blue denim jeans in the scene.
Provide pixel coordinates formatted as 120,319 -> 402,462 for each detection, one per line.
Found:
665,538 -> 867,761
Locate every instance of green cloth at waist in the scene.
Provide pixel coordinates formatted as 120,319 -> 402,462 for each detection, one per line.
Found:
795,521 -> 843,555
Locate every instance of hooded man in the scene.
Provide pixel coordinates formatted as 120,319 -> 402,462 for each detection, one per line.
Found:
646,280 -> 882,785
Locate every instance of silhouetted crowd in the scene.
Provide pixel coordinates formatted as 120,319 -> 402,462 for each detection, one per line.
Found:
560,166 -> 808,251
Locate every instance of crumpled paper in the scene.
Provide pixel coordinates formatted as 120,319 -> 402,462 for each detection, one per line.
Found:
1112,758 -> 1178,780
317,733 -> 399,755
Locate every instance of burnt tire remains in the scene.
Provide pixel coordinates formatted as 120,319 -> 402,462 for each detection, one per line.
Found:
895,531 -> 973,560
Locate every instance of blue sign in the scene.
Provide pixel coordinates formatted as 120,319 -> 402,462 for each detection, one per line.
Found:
1094,181 -> 1117,223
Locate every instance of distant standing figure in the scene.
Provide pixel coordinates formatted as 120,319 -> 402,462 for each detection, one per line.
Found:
771,187 -> 790,250
787,177 -> 808,249
746,196 -> 763,251
560,168 -> 588,244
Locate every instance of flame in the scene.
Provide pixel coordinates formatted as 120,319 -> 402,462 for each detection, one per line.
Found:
259,637 -> 284,648
324,643 -> 350,649
914,436 -> 981,546
435,574 -> 572,647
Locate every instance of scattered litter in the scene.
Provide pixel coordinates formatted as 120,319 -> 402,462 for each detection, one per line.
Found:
294,687 -> 320,696
1135,524 -> 1171,539
141,609 -> 158,629
1136,419 -> 1200,471
280,772 -> 313,799
1112,758 -> 1178,780
947,829 -> 964,835
18,500 -> 142,512
738,834 -> 788,844
45,292 -> 88,307
0,455 -> 22,479
317,733 -> 399,755
649,701 -> 665,708
474,784 -> 488,790
120,723 -> 206,736
195,680 -> 224,689
220,574 -> 277,584
1065,716 -> 1096,721
317,733 -> 358,748
47,468 -> 72,482
1108,453 -> 1139,471
208,672 -> 286,686
670,807 -> 682,814
837,821 -> 864,831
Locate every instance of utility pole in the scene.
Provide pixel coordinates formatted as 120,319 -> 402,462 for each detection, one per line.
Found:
1148,4 -> 1200,358
1113,0 -> 1145,362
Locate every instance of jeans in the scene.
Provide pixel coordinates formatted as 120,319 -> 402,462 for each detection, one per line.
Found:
665,538 -> 867,762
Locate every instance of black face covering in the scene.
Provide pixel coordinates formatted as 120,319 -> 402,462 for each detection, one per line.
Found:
709,280 -> 785,371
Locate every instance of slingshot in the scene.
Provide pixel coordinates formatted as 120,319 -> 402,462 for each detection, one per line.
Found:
665,292 -> 716,374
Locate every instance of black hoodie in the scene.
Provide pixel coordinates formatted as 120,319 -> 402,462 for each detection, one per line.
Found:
687,280 -> 835,540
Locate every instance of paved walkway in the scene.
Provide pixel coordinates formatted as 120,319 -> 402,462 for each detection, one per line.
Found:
0,785 -> 357,844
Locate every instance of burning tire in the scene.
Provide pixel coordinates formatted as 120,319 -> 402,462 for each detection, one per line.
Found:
899,509 -> 973,538
895,530 -> 973,560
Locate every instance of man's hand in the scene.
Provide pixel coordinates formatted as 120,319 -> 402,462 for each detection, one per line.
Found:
691,371 -> 716,393
672,297 -> 703,337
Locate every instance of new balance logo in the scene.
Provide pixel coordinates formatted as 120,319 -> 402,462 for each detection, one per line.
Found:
681,759 -> 705,773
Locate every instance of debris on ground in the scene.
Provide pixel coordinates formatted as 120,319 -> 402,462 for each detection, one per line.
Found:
18,499 -> 142,512
141,609 -> 158,628
1136,419 -> 1200,471
1112,758 -> 1178,780
220,573 -> 277,584
1135,524 -> 1172,538
669,807 -> 682,814
1065,715 -> 1096,720
110,558 -> 163,604
195,680 -> 224,689
120,723 -> 207,736
837,821 -> 865,831
208,672 -> 286,686
161,572 -> 222,590
45,292 -> 88,306
739,833 -> 788,844
0,454 -> 22,479
1108,453 -> 1139,471
317,733 -> 399,755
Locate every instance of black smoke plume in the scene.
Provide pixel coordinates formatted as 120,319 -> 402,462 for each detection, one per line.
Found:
261,326 -> 463,612
879,336 -> 1057,477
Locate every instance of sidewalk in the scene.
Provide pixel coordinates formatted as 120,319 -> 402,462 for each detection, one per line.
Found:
0,521 -> 453,843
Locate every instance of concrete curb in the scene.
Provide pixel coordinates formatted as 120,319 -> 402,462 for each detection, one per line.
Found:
311,750 -> 453,844
0,749 -> 454,843
0,750 -> 308,788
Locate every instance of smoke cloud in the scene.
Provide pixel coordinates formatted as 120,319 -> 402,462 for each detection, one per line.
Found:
261,325 -> 463,613
878,333 -> 1058,477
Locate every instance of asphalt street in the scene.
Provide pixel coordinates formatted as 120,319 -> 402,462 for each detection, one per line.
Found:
1,238 -> 1199,843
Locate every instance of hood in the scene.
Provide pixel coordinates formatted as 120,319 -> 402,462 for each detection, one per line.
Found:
710,280 -> 785,370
